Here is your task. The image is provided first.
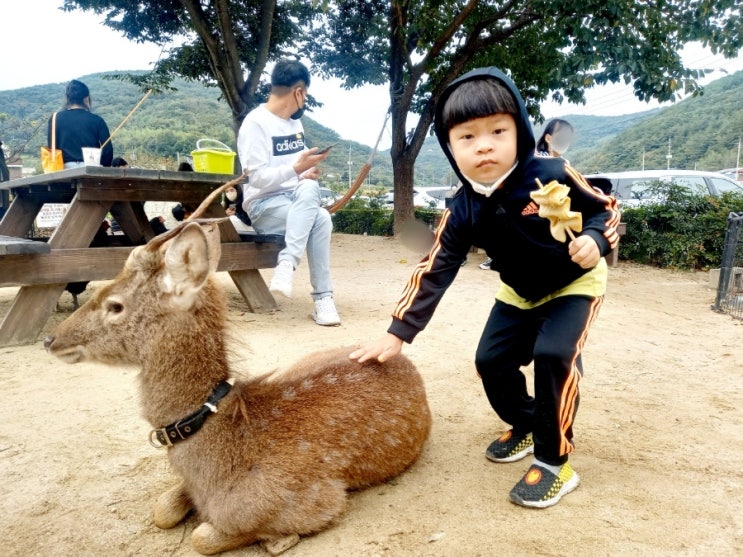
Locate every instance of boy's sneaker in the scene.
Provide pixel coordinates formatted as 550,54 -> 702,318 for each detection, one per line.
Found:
479,257 -> 493,270
485,431 -> 534,463
269,260 -> 294,298
312,296 -> 341,326
509,462 -> 580,508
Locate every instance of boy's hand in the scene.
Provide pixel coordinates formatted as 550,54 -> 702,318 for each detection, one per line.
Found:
569,235 -> 600,269
349,333 -> 404,363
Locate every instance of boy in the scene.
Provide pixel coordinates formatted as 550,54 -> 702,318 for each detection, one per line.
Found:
350,67 -> 619,508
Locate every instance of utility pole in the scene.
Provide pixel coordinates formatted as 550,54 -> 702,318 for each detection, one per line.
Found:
347,142 -> 353,189
642,147 -> 645,171
737,137 -> 741,179
666,137 -> 672,170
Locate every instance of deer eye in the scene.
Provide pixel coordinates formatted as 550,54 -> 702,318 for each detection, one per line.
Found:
105,299 -> 124,314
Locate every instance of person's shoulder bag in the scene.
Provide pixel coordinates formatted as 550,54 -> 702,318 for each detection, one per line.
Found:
41,112 -> 64,173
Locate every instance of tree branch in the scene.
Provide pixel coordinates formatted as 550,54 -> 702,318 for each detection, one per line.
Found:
243,0 -> 276,110
179,0 -> 247,121
421,0 -> 479,66
214,0 -> 244,87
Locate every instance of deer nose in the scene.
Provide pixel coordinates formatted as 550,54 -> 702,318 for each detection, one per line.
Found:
43,336 -> 55,351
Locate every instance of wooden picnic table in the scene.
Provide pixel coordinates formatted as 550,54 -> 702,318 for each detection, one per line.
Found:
0,167 -> 281,347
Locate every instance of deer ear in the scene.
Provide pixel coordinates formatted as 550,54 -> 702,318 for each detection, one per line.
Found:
200,221 -> 223,274
162,222 -> 218,309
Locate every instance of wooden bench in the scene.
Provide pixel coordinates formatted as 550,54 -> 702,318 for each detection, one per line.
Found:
0,167 -> 290,346
0,235 -> 51,256
238,233 -> 285,245
0,232 -> 285,288
606,222 -> 627,267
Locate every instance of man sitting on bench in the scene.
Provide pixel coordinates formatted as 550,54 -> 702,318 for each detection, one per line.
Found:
236,60 -> 340,326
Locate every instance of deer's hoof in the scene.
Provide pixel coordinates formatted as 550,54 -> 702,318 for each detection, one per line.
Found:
153,483 -> 192,529
262,534 -> 301,556
192,522 -> 256,555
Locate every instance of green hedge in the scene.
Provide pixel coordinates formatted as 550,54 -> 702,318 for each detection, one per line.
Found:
333,188 -> 743,271
332,198 -> 442,236
620,188 -> 743,269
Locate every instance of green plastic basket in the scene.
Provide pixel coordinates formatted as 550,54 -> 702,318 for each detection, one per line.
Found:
191,139 -> 236,174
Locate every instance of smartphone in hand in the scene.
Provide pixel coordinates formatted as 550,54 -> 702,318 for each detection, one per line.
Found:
317,142 -> 339,154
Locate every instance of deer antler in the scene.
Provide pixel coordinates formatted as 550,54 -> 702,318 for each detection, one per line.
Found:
144,172 -> 247,252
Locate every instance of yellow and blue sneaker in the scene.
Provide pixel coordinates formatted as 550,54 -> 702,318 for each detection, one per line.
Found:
509,462 -> 580,508
485,430 -> 534,463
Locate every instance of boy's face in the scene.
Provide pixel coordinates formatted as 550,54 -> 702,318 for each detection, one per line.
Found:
448,113 -> 518,184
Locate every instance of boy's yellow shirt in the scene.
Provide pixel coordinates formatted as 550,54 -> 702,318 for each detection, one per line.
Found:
496,258 -> 607,309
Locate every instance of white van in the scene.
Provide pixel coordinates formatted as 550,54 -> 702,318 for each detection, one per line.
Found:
585,170 -> 742,206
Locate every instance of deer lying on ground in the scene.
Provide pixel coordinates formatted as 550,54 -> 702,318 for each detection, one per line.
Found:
44,183 -> 431,555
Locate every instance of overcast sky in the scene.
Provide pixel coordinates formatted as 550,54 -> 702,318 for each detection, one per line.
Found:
3,0 -> 742,150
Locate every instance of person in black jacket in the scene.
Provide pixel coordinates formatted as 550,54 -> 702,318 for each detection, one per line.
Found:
47,79 -> 113,167
0,140 -> 9,182
351,67 -> 619,509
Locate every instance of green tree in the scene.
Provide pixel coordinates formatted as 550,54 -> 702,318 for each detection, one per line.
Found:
63,0 -> 314,133
310,0 -> 742,231
0,112 -> 46,164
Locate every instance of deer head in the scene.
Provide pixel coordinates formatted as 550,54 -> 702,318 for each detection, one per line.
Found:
44,221 -> 224,367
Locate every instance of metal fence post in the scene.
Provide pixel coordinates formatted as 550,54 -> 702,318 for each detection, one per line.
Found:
714,211 -> 743,316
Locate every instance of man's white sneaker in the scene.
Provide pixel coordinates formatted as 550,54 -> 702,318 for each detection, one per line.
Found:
312,296 -> 341,326
269,260 -> 294,298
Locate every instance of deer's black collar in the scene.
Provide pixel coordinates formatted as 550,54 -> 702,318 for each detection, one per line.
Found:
149,381 -> 232,448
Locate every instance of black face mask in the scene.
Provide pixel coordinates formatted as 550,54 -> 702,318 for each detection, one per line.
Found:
290,88 -> 305,120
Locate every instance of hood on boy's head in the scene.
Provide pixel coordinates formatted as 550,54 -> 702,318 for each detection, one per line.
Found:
434,67 -> 535,187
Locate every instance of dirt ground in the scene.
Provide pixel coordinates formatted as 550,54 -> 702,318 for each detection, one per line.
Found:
1,233 -> 742,556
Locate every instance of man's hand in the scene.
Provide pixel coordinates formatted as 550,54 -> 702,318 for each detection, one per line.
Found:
293,148 -> 329,176
300,167 -> 321,181
569,235 -> 600,269
349,333 -> 404,363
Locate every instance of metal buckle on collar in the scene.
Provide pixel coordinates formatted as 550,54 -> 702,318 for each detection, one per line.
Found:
149,428 -> 171,449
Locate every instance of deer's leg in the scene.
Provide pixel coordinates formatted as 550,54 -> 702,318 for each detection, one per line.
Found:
262,534 -> 301,555
191,522 -> 258,555
153,481 -> 193,529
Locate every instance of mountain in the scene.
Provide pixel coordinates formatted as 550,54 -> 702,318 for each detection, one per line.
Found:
0,73 -> 386,189
567,71 -> 743,173
2,70 -> 741,188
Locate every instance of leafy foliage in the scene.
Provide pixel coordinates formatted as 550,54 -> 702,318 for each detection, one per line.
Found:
57,0 -> 743,233
620,186 -> 743,269
311,0 -> 743,231
63,0 -> 315,129
332,199 -> 442,236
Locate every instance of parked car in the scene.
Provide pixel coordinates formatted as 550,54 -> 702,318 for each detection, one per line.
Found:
319,187 -> 339,208
418,186 -> 461,210
718,168 -> 743,181
382,188 -> 439,209
584,169 -> 743,206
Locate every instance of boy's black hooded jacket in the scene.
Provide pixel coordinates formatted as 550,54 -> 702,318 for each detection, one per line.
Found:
388,67 -> 620,344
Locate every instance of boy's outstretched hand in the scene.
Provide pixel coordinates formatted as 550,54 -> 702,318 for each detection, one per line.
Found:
569,235 -> 600,269
349,333 -> 404,363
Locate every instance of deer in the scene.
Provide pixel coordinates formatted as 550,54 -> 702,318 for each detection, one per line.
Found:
44,177 -> 432,555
